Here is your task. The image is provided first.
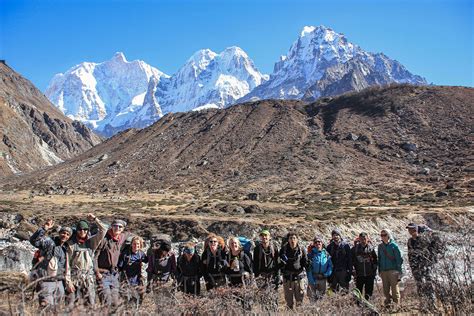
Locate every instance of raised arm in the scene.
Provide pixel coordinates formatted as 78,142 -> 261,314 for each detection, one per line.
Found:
30,219 -> 55,250
86,214 -> 108,251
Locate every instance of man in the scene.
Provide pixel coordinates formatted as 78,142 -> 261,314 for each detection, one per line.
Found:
146,238 -> 177,293
253,230 -> 280,289
95,219 -> 131,309
30,219 -> 73,308
326,229 -> 352,291
351,232 -> 377,300
67,213 -> 107,306
406,223 -> 437,311
279,232 -> 307,309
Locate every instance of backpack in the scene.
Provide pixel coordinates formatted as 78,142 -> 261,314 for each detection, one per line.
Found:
70,243 -> 94,272
237,236 -> 254,259
29,244 -> 56,282
255,241 -> 277,272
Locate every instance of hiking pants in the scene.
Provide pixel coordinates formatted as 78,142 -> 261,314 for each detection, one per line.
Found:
180,276 -> 201,295
355,275 -> 375,300
283,279 -> 304,309
205,274 -> 226,291
330,270 -> 349,291
413,267 -> 435,308
38,280 -> 65,307
69,274 -> 96,306
308,278 -> 327,302
98,271 -> 120,307
380,270 -> 400,305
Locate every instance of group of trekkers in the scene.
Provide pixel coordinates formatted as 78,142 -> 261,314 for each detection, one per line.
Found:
29,214 -> 442,311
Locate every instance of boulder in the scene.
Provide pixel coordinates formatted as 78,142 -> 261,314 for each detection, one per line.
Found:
0,243 -> 35,273
244,205 -> 264,214
402,142 -> 418,152
248,193 -> 259,201
345,133 -> 359,141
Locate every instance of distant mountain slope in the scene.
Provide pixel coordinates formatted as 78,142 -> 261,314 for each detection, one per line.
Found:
240,26 -> 426,102
4,85 -> 472,199
45,52 -> 166,137
46,49 -> 267,136
46,26 -> 427,138
157,47 -> 268,113
0,62 -> 102,177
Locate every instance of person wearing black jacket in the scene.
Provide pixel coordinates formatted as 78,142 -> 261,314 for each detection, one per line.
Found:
407,223 -> 437,311
351,232 -> 377,300
30,219 -> 73,308
253,230 -> 280,289
279,232 -> 307,309
225,237 -> 253,286
177,242 -> 201,295
326,229 -> 352,291
201,234 -> 228,290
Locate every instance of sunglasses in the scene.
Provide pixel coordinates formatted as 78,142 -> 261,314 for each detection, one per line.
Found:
380,233 -> 388,237
209,240 -> 218,243
112,225 -> 124,229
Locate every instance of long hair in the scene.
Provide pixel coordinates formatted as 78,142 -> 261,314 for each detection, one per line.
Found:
227,236 -> 242,251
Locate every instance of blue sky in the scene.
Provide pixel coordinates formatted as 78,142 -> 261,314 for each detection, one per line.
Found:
1,0 -> 472,91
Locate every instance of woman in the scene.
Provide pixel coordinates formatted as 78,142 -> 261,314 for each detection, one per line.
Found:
177,242 -> 201,295
118,236 -> 148,304
378,229 -> 403,307
201,233 -> 228,290
225,237 -> 253,287
307,236 -> 333,301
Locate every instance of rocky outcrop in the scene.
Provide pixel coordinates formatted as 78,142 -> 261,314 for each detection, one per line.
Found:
0,62 -> 102,177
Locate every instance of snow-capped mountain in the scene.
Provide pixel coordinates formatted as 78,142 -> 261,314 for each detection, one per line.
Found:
45,52 -> 168,136
157,47 -> 268,113
240,25 -> 426,102
46,26 -> 427,137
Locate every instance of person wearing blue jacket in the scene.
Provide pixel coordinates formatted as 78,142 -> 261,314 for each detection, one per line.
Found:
377,228 -> 403,307
307,236 -> 333,301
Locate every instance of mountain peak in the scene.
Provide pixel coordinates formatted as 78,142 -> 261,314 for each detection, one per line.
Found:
300,25 -> 316,37
221,46 -> 248,58
299,25 -> 340,43
188,49 -> 217,63
112,52 -> 127,63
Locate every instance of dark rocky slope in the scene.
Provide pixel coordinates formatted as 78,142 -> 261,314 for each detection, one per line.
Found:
0,62 -> 102,177
1,85 -> 472,201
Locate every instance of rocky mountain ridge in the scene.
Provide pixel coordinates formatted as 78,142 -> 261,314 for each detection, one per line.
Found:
4,85 -> 472,203
46,26 -> 426,137
0,62 -> 102,177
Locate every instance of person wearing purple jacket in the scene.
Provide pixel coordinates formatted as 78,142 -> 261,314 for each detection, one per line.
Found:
326,229 -> 352,291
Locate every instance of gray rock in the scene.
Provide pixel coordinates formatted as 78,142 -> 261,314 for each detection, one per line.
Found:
244,205 -> 264,214
248,193 -> 259,201
402,142 -> 418,152
345,133 -> 359,141
0,244 -> 35,272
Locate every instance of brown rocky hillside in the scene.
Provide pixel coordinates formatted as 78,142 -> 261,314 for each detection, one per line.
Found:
0,62 -> 102,177
1,85 -> 472,203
